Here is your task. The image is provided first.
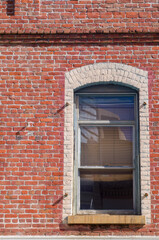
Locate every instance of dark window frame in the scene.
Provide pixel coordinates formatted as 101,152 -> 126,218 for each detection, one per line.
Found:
74,84 -> 140,215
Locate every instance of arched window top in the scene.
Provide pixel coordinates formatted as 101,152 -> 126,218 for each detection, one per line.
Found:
65,63 -> 148,93
75,83 -> 138,94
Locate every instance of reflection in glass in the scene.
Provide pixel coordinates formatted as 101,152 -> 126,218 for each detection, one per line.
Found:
80,170 -> 133,210
79,96 -> 134,121
81,126 -> 133,167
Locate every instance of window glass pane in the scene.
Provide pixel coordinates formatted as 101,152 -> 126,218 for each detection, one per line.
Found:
79,96 -> 134,121
80,170 -> 133,210
81,126 -> 133,167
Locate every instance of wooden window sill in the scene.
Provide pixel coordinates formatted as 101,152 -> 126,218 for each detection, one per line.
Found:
68,214 -> 145,225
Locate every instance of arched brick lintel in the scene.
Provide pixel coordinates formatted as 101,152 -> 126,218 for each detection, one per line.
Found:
65,63 -> 148,92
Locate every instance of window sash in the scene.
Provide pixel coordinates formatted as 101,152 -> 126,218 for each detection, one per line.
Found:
74,92 -> 140,215
80,169 -> 134,211
77,125 -> 136,213
79,125 -> 135,168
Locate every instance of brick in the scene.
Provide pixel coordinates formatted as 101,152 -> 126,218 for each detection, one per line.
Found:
139,12 -> 152,18
126,12 -> 138,18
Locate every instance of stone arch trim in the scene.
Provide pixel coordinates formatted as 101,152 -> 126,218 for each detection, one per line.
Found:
65,63 -> 148,91
63,63 -> 151,224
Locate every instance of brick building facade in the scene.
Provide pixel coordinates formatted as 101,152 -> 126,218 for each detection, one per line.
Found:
0,0 -> 159,238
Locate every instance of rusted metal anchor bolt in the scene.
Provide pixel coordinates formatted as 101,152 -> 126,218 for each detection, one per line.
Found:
64,193 -> 68,198
66,102 -> 69,107
143,102 -> 147,106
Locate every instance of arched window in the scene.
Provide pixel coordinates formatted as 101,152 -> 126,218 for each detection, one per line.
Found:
74,84 -> 140,215
64,63 -> 150,224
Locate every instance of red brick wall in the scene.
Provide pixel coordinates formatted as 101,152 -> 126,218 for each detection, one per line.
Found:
0,33 -> 158,235
0,0 -> 158,237
0,0 -> 158,33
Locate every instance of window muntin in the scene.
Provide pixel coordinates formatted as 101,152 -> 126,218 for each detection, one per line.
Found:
75,89 -> 139,215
